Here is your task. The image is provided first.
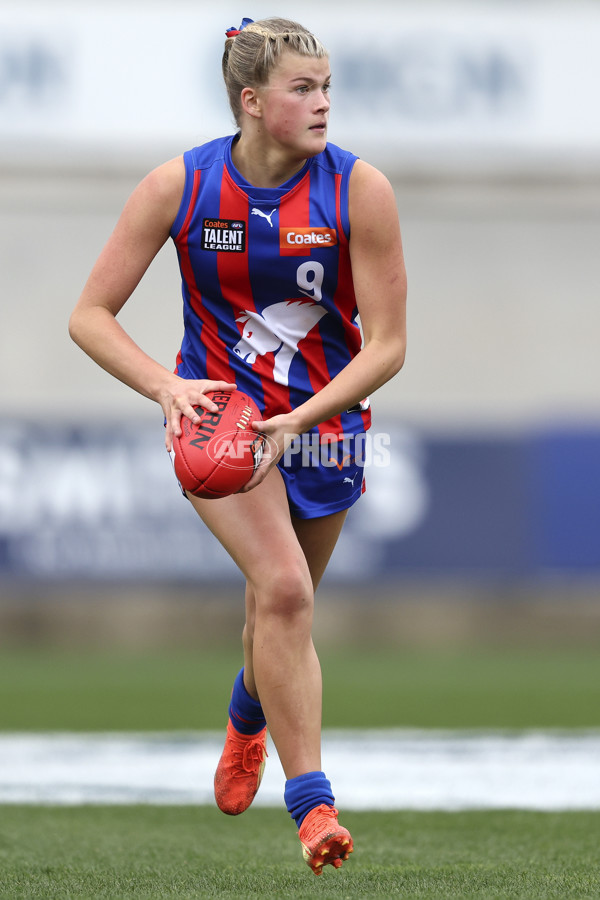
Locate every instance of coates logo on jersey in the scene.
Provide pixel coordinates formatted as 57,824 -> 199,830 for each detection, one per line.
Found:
279,227 -> 337,256
201,218 -> 246,252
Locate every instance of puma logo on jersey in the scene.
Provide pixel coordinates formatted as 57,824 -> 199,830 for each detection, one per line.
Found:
343,473 -> 358,486
251,208 -> 277,227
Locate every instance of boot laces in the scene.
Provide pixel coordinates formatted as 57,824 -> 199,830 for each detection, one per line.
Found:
230,732 -> 267,777
302,805 -> 339,841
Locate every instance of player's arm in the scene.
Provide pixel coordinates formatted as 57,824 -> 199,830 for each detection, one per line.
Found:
69,157 -> 235,447
295,160 -> 406,430
243,160 -> 406,489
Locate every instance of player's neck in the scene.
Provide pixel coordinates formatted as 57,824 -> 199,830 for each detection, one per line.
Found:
231,134 -> 307,189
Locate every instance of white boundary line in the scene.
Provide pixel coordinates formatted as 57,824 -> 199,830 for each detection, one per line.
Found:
1,730 -> 599,810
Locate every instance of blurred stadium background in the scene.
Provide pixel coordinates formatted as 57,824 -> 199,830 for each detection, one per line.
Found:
1,0 -> 599,657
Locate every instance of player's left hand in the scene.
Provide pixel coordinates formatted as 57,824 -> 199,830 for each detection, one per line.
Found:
237,414 -> 299,492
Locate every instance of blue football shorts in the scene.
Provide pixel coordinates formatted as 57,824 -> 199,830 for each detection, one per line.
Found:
277,432 -> 367,520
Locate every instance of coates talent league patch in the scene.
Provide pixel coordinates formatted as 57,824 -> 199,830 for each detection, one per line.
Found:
201,218 -> 246,252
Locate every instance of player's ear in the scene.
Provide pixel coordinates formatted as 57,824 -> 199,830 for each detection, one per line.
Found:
241,86 -> 262,119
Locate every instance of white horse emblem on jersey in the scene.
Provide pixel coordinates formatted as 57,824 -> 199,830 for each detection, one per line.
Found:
233,299 -> 327,386
251,207 -> 277,227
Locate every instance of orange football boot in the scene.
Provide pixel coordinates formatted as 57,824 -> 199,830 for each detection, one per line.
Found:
214,720 -> 268,815
298,804 -> 353,875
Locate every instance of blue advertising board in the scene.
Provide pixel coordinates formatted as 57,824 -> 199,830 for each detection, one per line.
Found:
0,420 -> 598,583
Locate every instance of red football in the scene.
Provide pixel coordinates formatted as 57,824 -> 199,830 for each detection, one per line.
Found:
172,390 -> 265,498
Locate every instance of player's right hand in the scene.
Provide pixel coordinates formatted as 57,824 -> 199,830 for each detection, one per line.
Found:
160,376 -> 237,451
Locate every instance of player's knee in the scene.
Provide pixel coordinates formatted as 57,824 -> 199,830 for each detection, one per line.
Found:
244,584 -> 257,640
254,564 -> 313,622
242,620 -> 254,653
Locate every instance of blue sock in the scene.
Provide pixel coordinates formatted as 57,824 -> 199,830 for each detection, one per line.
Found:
228,668 -> 266,735
284,771 -> 335,828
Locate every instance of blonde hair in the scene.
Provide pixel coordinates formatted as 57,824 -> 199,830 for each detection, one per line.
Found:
222,18 -> 328,127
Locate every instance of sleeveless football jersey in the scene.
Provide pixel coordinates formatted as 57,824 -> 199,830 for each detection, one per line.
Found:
170,134 -> 371,439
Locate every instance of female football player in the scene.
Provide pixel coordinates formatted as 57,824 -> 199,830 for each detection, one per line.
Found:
69,16 -> 407,874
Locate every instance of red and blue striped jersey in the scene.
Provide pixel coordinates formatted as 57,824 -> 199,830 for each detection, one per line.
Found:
170,134 -> 371,439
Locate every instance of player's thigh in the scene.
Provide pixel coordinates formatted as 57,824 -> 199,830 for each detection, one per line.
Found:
291,508 -> 348,591
187,466 -> 311,594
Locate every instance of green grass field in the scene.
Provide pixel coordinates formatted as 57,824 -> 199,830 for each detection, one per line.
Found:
1,645 -> 598,898
1,645 -> 599,731
0,806 -> 598,899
